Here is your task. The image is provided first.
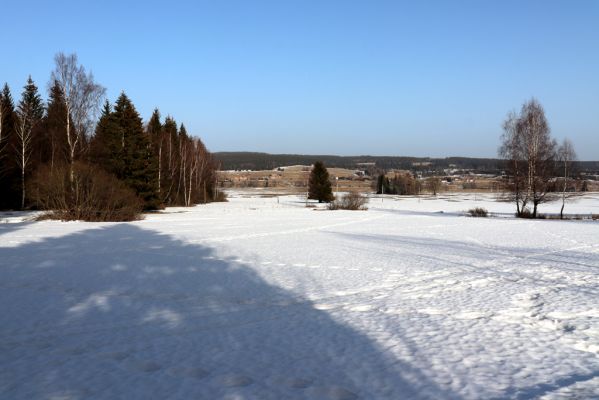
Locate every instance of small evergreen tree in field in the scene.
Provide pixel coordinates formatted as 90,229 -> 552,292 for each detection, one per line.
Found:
308,161 -> 334,203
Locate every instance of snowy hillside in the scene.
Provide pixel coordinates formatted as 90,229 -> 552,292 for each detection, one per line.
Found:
1,193 -> 598,399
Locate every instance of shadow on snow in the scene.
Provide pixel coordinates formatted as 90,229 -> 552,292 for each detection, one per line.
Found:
0,224 -> 451,400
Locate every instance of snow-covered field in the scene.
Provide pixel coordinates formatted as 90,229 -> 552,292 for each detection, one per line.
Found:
1,192 -> 598,399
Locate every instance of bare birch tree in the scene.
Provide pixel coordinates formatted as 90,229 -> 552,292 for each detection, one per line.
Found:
50,53 -> 105,184
499,111 -> 527,215
499,99 -> 557,217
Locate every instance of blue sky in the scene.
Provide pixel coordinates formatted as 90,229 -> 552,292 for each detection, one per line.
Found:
3,1 -> 599,159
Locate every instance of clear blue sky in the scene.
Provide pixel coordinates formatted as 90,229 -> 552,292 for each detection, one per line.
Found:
3,0 -> 599,159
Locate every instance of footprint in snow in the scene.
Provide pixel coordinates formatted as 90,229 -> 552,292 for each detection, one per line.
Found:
220,374 -> 253,387
127,360 -> 162,373
454,311 -> 490,320
286,378 -> 312,389
168,367 -> 209,379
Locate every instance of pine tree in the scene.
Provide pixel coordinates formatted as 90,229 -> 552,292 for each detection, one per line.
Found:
308,161 -> 334,203
15,76 -> 45,208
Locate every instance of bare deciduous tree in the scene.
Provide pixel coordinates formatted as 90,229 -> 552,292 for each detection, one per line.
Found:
499,99 -> 557,218
426,176 -> 442,196
50,53 -> 105,184
499,111 -> 527,215
557,138 -> 577,219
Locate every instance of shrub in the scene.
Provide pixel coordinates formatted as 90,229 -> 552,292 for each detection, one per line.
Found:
329,192 -> 368,210
468,207 -> 488,217
213,190 -> 228,202
30,162 -> 143,222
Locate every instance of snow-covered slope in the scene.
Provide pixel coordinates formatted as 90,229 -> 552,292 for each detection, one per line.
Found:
1,193 -> 598,399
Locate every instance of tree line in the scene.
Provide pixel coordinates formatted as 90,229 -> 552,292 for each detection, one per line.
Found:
0,53 -> 219,220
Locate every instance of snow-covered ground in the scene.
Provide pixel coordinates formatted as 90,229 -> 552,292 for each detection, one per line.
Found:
1,192 -> 598,399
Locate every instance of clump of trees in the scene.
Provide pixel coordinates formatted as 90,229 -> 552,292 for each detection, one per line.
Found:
376,172 -> 421,195
499,98 -> 577,218
308,161 -> 334,203
0,52 -> 219,220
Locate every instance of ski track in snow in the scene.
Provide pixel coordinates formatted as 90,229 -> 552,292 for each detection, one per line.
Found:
1,192 -> 598,399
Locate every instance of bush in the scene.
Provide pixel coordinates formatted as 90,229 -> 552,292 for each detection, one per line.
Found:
468,207 -> 488,217
329,192 -> 368,210
30,162 -> 143,222
213,190 -> 228,202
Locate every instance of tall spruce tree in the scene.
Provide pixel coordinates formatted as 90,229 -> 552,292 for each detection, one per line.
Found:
90,100 -> 124,178
308,161 -> 334,203
43,81 -> 70,170
0,84 -> 20,209
112,93 -> 159,209
146,108 -> 163,197
15,76 -> 45,208
162,116 -> 178,204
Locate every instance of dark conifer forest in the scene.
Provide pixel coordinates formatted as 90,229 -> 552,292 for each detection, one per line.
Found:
0,53 -> 219,220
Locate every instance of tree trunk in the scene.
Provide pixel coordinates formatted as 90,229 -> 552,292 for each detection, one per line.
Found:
21,149 -> 26,209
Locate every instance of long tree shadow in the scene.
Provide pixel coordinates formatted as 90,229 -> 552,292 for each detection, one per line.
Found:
0,224 -> 451,400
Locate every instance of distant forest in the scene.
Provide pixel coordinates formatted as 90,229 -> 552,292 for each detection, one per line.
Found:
215,152 -> 599,175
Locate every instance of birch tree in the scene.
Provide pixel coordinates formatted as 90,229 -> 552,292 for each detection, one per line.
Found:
499,99 -> 557,218
50,53 -> 105,184
499,111 -> 527,215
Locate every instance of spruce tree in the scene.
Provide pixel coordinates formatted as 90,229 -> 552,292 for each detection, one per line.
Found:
42,81 -> 70,169
90,100 -> 124,178
15,76 -> 45,208
308,161 -> 334,203
112,93 -> 159,209
162,116 -> 179,205
146,108 -> 163,197
0,83 -> 20,209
